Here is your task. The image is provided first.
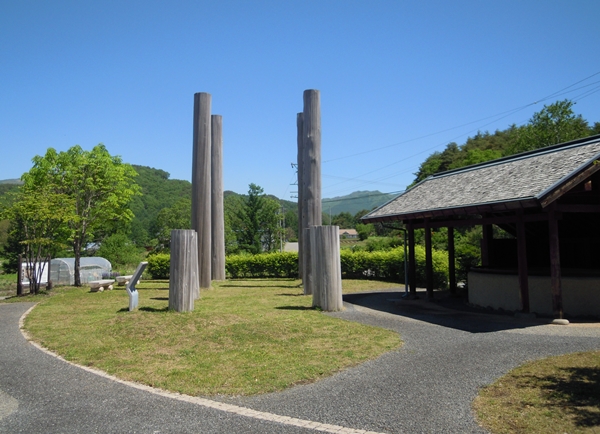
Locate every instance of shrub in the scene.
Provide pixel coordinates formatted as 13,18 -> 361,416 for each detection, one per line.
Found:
96,234 -> 145,268
226,252 -> 298,278
147,253 -> 170,279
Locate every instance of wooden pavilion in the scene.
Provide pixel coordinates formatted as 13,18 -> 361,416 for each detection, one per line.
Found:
362,134 -> 600,319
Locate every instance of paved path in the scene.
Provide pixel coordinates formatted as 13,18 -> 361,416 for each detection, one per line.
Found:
1,293 -> 599,433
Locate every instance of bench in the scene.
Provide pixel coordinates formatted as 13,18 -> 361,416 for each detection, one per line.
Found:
116,275 -> 134,286
89,279 -> 115,292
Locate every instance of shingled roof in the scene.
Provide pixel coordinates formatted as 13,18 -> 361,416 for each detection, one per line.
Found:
363,135 -> 600,223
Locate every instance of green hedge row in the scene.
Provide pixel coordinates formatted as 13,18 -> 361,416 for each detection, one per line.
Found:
148,248 -> 449,289
226,252 -> 298,278
340,245 -> 448,289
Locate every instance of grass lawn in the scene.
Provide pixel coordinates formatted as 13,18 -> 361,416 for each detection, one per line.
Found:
474,351 -> 600,433
19,278 -> 401,396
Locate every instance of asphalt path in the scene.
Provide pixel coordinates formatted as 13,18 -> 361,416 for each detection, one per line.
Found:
1,292 -> 599,433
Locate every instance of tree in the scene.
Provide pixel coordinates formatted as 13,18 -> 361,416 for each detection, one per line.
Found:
509,100 -> 589,154
22,144 -> 141,286
151,197 -> 191,251
1,186 -> 73,293
232,184 -> 281,254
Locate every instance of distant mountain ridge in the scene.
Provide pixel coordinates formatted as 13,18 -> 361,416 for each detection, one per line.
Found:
0,179 -> 23,185
322,190 -> 397,215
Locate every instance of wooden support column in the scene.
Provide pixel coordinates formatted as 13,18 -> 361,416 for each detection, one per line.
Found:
481,223 -> 493,267
301,90 -> 322,295
408,222 -> 417,298
516,213 -> 530,313
169,229 -> 199,312
211,114 -> 226,281
548,206 -> 564,319
424,219 -> 434,300
448,227 -> 456,295
309,225 -> 343,311
192,92 -> 212,289
297,112 -> 304,279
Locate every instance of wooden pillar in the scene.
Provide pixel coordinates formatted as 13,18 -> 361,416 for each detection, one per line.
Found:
169,230 -> 199,312
297,112 -> 304,279
448,226 -> 456,294
481,223 -> 493,267
408,222 -> 417,298
192,92 -> 212,289
301,90 -> 322,295
424,219 -> 434,300
548,207 -> 563,318
46,256 -> 53,290
516,213 -> 530,313
211,114 -> 226,281
310,225 -> 343,311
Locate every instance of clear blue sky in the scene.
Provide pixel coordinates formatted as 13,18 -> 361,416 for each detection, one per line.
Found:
2,0 -> 600,201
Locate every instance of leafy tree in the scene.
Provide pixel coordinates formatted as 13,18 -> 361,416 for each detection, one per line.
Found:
150,197 -> 191,251
231,184 -> 282,254
1,186 -> 73,293
508,100 -> 589,154
96,233 -> 144,268
331,211 -> 356,229
22,144 -> 141,286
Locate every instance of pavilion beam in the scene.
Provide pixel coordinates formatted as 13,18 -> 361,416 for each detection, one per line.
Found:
481,223 -> 493,267
424,219 -> 433,300
516,212 -> 530,313
408,222 -> 417,298
448,226 -> 456,295
548,205 -> 564,319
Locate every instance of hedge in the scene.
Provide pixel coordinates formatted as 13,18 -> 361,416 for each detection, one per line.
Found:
148,247 -> 449,289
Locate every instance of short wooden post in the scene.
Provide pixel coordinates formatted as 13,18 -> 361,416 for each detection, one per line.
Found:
310,226 -> 343,311
46,256 -> 53,290
169,230 -> 199,312
192,92 -> 212,290
211,114 -> 226,281
301,90 -> 322,295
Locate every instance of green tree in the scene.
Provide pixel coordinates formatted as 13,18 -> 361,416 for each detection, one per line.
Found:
96,233 -> 144,268
22,144 -> 141,286
1,186 -> 73,293
232,184 -> 281,254
151,197 -> 191,251
509,100 -> 590,154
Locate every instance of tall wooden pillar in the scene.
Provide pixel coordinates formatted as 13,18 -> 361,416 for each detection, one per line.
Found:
424,219 -> 434,300
301,90 -> 322,295
516,213 -> 530,313
192,92 -> 212,289
408,222 -> 417,298
297,112 -> 304,279
448,226 -> 456,294
548,207 -> 564,318
211,114 -> 225,281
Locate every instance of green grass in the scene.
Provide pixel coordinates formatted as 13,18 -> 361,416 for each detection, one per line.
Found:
0,273 -> 18,298
474,351 -> 600,433
21,278 -> 401,396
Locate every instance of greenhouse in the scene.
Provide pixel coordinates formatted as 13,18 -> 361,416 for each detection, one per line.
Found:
50,257 -> 112,286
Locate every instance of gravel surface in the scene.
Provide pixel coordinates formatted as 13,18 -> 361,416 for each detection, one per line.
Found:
1,292 -> 598,434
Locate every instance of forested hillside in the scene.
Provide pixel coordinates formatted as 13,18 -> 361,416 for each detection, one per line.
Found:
412,100 -> 600,185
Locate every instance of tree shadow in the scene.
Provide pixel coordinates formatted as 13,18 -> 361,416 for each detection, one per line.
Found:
150,297 -> 169,301
139,306 -> 169,312
275,306 -> 318,311
536,366 -> 600,428
276,293 -> 306,297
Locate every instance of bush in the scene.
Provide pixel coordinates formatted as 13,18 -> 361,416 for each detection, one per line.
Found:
96,234 -> 145,268
226,252 -> 298,278
340,245 -> 448,289
147,253 -> 170,279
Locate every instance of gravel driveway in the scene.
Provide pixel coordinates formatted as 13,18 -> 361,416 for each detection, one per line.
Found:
1,291 -> 598,433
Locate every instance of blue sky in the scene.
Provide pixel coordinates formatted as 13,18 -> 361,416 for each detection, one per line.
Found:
2,1 -> 600,201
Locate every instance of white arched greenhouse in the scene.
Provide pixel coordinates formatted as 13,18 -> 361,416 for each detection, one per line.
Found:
50,257 -> 112,286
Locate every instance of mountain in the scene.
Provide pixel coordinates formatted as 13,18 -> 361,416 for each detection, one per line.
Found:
322,190 -> 397,215
0,179 -> 23,185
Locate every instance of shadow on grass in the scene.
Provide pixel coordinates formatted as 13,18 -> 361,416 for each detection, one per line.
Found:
150,297 -> 169,301
139,306 -> 169,312
276,293 -> 306,297
275,306 -> 318,311
538,366 -> 600,428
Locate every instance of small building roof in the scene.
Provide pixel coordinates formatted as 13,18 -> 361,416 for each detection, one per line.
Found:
363,135 -> 600,223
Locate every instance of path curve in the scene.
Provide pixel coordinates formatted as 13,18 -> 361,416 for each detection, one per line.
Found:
1,293 -> 599,433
